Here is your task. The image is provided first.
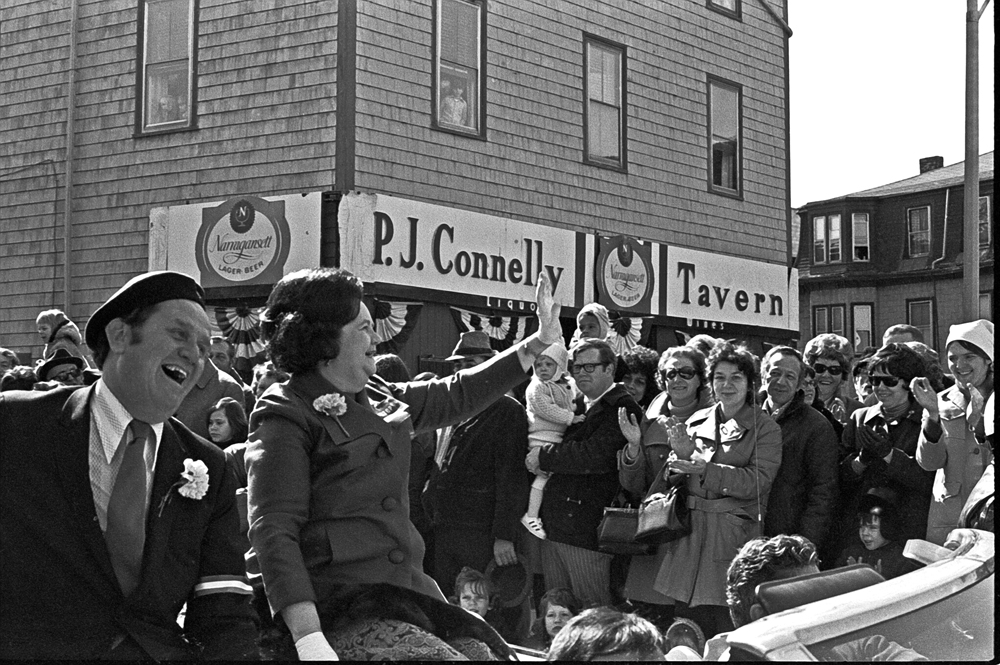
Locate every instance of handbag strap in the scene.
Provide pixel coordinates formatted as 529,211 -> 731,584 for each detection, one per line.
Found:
609,487 -> 637,509
646,454 -> 685,499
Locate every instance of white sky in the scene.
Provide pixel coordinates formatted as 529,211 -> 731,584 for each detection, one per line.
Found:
789,1 -> 995,207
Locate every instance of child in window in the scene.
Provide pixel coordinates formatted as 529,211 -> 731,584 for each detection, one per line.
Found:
836,488 -> 921,580
521,342 -> 583,539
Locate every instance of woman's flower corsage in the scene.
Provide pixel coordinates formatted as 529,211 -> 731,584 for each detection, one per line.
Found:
314,393 -> 350,436
158,458 -> 210,516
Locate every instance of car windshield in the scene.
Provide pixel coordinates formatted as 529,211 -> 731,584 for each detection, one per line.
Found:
806,574 -> 994,662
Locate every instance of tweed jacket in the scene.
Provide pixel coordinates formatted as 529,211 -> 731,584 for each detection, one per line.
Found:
0,385 -> 257,660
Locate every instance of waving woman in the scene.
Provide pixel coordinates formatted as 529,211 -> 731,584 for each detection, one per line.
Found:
246,268 -> 562,660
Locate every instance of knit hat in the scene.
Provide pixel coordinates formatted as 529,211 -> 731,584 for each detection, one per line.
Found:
576,303 -> 610,341
538,342 -> 569,381
945,319 -> 993,362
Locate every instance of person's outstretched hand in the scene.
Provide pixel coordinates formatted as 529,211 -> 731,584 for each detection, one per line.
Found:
536,272 -> 562,345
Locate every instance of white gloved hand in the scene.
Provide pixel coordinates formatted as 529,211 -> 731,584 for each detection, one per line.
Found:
535,272 -> 563,345
295,632 -> 339,660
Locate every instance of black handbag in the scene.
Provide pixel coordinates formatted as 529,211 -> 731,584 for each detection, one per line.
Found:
597,490 -> 653,556
635,462 -> 691,544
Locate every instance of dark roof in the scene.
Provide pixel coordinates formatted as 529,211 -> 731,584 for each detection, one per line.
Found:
804,152 -> 994,206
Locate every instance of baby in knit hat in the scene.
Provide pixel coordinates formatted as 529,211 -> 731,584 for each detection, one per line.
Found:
522,342 -> 585,539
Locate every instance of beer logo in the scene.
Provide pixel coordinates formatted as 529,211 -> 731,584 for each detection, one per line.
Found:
596,236 -> 653,312
197,196 -> 291,286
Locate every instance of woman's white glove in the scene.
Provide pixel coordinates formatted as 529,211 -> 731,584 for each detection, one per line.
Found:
295,632 -> 339,660
535,272 -> 563,345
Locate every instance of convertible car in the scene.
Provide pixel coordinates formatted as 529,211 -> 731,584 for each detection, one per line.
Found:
723,530 -> 994,661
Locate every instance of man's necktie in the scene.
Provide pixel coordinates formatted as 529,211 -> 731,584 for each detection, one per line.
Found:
105,420 -> 151,596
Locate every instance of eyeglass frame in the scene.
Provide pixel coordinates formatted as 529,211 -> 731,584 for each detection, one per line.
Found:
869,374 -> 902,388
49,368 -> 82,382
570,361 -> 611,375
663,367 -> 699,381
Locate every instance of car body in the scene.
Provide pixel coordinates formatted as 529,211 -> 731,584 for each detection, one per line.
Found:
724,530 -> 994,661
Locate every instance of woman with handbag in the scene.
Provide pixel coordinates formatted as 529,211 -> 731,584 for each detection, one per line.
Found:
617,345 -> 712,628
643,341 -> 782,639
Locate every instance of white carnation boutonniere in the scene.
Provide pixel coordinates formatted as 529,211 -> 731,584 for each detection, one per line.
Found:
158,458 -> 210,517
314,392 -> 350,436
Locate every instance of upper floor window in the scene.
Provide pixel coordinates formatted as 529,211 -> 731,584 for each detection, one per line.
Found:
814,304 -> 845,338
907,299 -> 934,347
707,0 -> 741,19
435,0 -> 483,135
852,303 -> 873,350
852,213 -> 870,262
708,77 -> 742,197
138,0 -> 195,133
812,214 -> 842,264
584,36 -> 626,169
979,196 -> 992,247
907,206 -> 931,257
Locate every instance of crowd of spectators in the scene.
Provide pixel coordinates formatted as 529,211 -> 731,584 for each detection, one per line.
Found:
0,279 -> 993,661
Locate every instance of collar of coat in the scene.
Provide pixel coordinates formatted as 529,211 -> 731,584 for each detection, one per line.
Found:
688,401 -> 759,440
861,400 -> 922,427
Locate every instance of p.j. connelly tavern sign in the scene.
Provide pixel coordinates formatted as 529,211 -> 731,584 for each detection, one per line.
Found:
149,192 -> 322,287
338,192 -> 595,310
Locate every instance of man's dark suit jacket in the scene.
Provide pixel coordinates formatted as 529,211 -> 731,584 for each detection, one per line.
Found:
0,385 -> 258,660
538,384 -> 642,551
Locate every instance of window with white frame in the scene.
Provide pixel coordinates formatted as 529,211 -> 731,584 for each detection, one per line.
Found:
708,77 -> 741,195
435,0 -> 482,134
907,299 -> 934,347
585,36 -> 625,168
852,213 -> 870,261
979,196 -> 992,247
139,0 -> 195,133
813,216 -> 826,264
852,304 -> 873,350
812,215 -> 842,264
907,206 -> 931,257
708,0 -> 741,18
813,304 -> 845,337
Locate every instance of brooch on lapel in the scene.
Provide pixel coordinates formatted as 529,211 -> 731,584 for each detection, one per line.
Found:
314,393 -> 350,436
158,458 -> 209,517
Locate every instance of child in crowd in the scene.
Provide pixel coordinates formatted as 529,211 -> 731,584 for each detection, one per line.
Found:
452,567 -> 496,620
570,302 -> 611,346
521,342 -> 583,539
836,488 -> 920,580
526,587 -> 582,651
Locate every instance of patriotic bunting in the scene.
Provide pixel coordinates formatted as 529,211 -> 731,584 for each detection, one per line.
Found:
212,306 -> 266,360
449,306 -> 538,352
607,314 -> 652,355
371,299 -> 424,355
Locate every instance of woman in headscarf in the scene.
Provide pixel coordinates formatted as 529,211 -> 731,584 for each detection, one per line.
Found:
912,319 -> 994,545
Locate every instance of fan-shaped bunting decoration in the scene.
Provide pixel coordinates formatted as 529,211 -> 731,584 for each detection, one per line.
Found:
371,299 -> 423,355
449,306 -> 538,352
606,315 -> 652,355
213,306 -> 267,360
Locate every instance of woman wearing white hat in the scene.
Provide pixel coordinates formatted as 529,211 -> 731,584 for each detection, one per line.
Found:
911,319 -> 994,545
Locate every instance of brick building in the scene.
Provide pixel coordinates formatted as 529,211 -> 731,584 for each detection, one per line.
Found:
796,152 -> 994,353
2,0 -> 796,373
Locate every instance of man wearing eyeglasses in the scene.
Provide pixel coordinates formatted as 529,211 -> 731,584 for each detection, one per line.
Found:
526,338 -> 642,607
36,348 -> 86,387
759,347 -> 839,555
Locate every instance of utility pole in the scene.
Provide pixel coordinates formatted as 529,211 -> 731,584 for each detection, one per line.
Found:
963,0 -> 991,320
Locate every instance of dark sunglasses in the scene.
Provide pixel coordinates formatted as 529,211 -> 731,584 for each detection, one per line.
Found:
663,368 -> 698,381
869,375 -> 901,388
50,368 -> 81,382
570,362 -> 609,375
811,362 -> 844,377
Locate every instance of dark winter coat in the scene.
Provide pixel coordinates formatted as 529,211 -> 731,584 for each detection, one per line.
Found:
763,394 -> 840,550
538,385 -> 642,551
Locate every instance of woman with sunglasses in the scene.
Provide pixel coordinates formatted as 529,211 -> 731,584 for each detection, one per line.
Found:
831,343 -> 935,565
617,345 -> 713,629
912,319 -> 994,545
803,333 -> 864,428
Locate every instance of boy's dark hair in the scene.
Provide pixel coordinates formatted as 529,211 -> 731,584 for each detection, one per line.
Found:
726,534 -> 818,628
452,567 -> 495,607
546,607 -> 666,661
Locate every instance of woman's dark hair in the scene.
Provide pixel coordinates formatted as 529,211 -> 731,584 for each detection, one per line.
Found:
617,345 -> 659,407
374,353 -> 411,383
687,334 -> 721,359
530,587 -> 582,646
1,366 -> 38,392
708,340 -> 761,405
657,345 -> 708,395
546,607 -> 666,661
259,268 -> 364,374
868,343 -> 926,390
208,396 -> 249,445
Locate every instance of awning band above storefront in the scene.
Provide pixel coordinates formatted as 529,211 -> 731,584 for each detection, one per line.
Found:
449,306 -> 537,352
